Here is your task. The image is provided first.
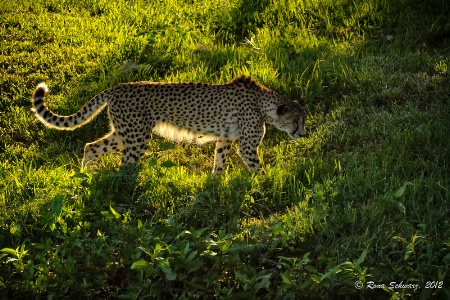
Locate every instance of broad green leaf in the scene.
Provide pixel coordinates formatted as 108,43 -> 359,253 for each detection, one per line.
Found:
272,222 -> 284,235
183,242 -> 190,254
110,205 -> 121,219
148,157 -> 158,167
301,252 -> 311,264
50,195 -> 64,217
438,265 -> 446,281
255,274 -> 272,292
101,211 -> 113,218
404,244 -> 414,260
158,259 -> 176,281
161,160 -> 177,168
139,246 -> 153,257
223,244 -> 253,253
159,142 -> 175,151
9,224 -> 22,235
154,243 -> 162,254
192,228 -> 208,237
0,248 -> 17,256
395,184 -> 407,198
305,265 -> 317,273
280,273 -> 292,285
186,251 -> 197,262
56,165 -> 65,177
320,265 -> 340,282
235,270 -> 247,283
355,249 -> 368,267
131,260 -> 149,270
220,240 -> 232,252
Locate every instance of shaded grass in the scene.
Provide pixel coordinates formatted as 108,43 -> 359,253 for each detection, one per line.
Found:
1,0 -> 450,298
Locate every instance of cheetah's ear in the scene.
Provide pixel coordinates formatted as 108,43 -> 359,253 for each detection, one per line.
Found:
276,104 -> 291,115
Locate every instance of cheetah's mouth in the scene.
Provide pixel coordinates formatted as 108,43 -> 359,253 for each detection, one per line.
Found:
290,121 -> 299,136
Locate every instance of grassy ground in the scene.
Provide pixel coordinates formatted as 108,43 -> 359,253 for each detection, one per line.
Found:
1,0 -> 449,298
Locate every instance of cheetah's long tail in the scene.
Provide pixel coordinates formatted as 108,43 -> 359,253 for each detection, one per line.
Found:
32,83 -> 109,131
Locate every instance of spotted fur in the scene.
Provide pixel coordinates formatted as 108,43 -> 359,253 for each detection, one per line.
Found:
32,76 -> 307,172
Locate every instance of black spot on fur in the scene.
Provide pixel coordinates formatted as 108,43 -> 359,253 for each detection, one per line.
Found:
36,105 -> 45,114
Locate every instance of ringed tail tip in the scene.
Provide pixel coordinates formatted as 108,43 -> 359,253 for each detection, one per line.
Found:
34,83 -> 49,99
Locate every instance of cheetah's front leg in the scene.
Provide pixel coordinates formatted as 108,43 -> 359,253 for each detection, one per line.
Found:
237,144 -> 261,171
237,123 -> 265,172
213,140 -> 232,173
121,133 -> 151,166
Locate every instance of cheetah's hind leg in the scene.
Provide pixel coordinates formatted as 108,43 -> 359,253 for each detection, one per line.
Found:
213,140 -> 232,174
82,130 -> 123,171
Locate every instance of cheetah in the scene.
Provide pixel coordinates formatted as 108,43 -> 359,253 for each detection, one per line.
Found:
32,76 -> 307,173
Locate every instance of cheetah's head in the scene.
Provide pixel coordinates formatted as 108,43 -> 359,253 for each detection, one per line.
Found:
274,102 -> 307,139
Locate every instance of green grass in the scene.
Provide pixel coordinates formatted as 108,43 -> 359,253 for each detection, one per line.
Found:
1,0 -> 450,298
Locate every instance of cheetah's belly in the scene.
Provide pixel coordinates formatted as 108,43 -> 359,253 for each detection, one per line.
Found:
152,121 -> 239,144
